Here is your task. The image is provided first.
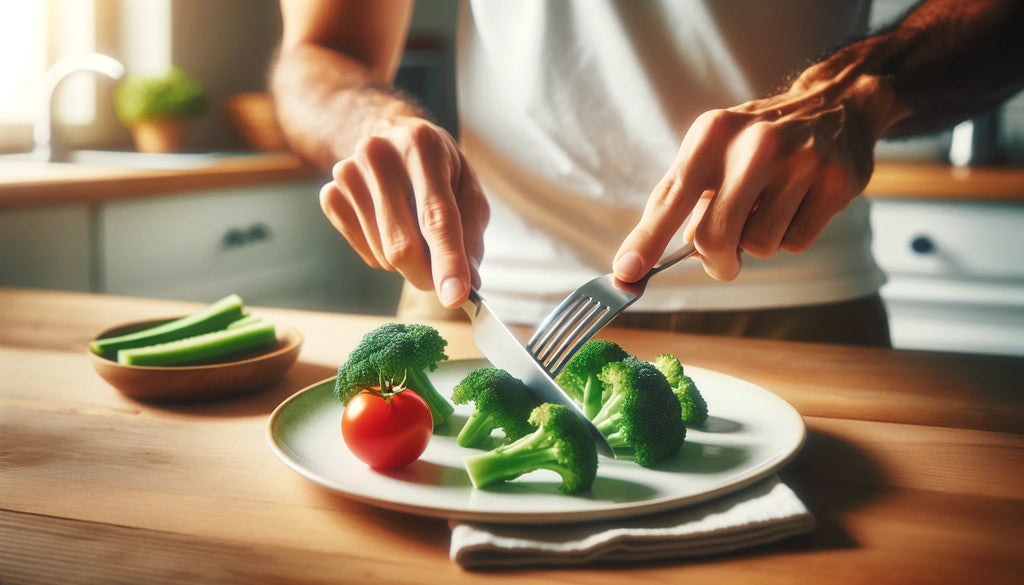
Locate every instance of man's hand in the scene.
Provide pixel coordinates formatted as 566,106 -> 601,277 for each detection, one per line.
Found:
613,71 -> 900,283
319,116 -> 489,308
613,0 -> 1022,284
273,0 -> 488,309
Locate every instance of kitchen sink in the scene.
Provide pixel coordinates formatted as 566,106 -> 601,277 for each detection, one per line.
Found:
0,150 -> 259,170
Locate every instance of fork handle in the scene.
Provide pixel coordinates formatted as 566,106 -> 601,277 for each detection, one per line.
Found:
647,241 -> 698,278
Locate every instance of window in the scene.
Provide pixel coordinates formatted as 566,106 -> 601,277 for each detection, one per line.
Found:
0,0 -> 98,151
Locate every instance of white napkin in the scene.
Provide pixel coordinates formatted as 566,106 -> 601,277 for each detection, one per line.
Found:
449,475 -> 813,570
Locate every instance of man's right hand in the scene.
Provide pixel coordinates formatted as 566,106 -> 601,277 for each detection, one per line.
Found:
272,0 -> 487,310
319,115 -> 489,309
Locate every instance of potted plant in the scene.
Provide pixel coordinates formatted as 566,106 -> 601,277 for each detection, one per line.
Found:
114,66 -> 207,153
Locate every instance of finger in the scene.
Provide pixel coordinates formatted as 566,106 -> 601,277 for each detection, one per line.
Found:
681,189 -> 715,243
333,156 -> 393,270
358,137 -> 434,290
454,155 -> 489,290
613,173 -> 692,282
739,161 -> 817,259
319,178 -> 381,269
404,129 -> 475,307
781,162 -> 855,253
692,123 -> 776,281
613,111 -> 728,282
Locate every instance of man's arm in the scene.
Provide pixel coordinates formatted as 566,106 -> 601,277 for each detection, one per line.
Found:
270,0 -> 417,170
614,0 -> 1024,284
783,0 -> 1024,140
861,0 -> 1024,136
270,0 -> 487,309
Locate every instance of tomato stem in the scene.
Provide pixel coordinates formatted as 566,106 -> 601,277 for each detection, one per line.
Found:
356,372 -> 409,403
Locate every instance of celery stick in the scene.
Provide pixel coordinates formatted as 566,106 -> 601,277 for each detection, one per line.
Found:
226,314 -> 263,329
117,321 -> 278,367
90,294 -> 246,358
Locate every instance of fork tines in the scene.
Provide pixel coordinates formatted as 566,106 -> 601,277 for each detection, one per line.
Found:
527,295 -> 609,376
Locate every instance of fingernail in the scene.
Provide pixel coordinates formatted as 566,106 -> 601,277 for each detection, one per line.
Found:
439,277 -> 466,308
614,251 -> 644,281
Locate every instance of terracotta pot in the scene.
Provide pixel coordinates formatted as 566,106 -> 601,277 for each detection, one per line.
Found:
131,118 -> 189,153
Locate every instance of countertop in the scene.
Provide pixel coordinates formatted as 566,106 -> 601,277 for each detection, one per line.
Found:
1,288 -> 1021,584
0,153 -> 1021,208
0,152 -> 323,207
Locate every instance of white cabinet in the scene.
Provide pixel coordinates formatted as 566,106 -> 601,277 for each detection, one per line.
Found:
0,204 -> 92,292
0,182 -> 402,315
101,183 -> 328,305
99,182 -> 401,314
869,198 -> 1024,356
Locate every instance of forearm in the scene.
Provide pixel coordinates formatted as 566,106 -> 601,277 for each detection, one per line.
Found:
269,43 -> 424,172
796,0 -> 1024,138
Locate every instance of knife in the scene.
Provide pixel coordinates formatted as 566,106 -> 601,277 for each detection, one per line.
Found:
462,288 -> 615,458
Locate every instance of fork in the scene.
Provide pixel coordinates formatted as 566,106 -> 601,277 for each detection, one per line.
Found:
527,241 -> 698,376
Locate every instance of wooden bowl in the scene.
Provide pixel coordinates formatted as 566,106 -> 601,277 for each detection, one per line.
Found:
88,317 -> 303,402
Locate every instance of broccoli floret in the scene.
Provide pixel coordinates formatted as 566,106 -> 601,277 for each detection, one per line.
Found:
451,367 -> 541,448
653,353 -> 709,426
554,339 -> 630,419
463,403 -> 599,494
334,322 -> 454,424
591,356 -> 685,467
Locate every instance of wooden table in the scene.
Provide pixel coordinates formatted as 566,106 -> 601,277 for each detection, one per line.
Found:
1,288 -> 1021,584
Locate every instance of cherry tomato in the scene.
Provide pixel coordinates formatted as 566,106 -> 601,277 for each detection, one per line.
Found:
341,383 -> 433,470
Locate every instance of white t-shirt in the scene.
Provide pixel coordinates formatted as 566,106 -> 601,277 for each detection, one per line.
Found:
456,0 -> 886,324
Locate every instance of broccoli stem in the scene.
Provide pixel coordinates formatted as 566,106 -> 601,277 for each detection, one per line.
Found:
455,411 -> 497,448
591,389 -> 626,430
464,441 -> 566,489
591,413 -> 629,448
600,430 -> 631,451
591,392 -> 634,454
406,368 -> 456,425
582,375 -> 603,419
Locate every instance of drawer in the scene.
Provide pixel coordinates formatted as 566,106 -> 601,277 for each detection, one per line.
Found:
869,199 -> 1024,281
880,275 -> 1024,356
100,182 -> 335,297
0,204 -> 92,291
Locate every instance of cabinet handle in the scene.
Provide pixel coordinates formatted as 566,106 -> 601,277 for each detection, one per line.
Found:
223,228 -> 248,248
222,223 -> 273,249
910,235 -> 935,255
247,223 -> 272,241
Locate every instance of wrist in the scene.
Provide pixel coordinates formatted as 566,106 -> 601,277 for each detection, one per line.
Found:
848,73 -> 911,140
790,59 -> 910,141
369,98 -> 426,135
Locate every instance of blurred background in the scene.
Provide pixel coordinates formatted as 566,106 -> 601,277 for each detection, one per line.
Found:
3,0 -> 1021,160
0,0 -> 459,153
0,0 -> 1021,356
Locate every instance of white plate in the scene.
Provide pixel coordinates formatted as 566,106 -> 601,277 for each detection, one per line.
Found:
267,359 -> 805,524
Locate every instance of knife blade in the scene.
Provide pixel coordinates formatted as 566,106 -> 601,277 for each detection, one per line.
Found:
462,288 -> 615,458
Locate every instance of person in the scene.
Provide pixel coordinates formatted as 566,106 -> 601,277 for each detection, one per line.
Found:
270,0 -> 1023,346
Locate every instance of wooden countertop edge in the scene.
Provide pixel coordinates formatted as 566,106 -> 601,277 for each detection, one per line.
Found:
864,161 -> 1024,202
0,153 -> 324,207
0,155 -> 1020,207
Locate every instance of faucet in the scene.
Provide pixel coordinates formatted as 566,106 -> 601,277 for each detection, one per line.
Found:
33,52 -> 126,163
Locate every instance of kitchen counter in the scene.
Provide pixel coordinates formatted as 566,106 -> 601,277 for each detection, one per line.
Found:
0,153 -> 1021,207
1,288 -> 1021,584
0,152 -> 321,207
863,161 -> 1024,201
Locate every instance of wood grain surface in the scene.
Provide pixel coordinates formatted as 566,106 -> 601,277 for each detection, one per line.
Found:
1,288 -> 1021,584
